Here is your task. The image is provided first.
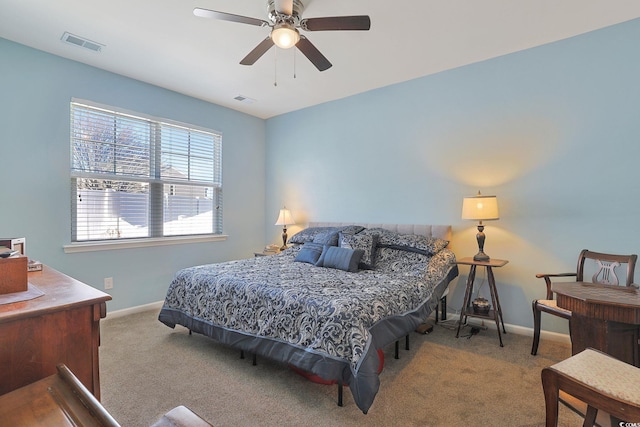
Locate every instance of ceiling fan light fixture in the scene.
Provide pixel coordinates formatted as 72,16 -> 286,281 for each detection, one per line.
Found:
271,23 -> 300,49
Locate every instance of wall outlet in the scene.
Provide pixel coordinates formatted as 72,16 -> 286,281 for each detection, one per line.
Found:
104,277 -> 113,290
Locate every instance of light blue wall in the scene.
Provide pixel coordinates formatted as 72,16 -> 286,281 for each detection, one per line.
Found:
0,38 -> 266,312
265,18 -> 640,334
3,18 -> 640,334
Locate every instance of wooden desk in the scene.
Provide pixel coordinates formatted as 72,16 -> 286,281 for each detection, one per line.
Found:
456,257 -> 509,346
0,266 -> 112,398
552,281 -> 640,367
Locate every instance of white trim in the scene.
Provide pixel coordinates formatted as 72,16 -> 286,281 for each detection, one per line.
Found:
104,300 -> 164,319
63,234 -> 227,253
102,301 -> 571,346
444,311 -> 571,344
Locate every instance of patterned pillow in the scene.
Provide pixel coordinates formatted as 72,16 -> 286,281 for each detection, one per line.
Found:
366,228 -> 448,255
340,233 -> 378,269
375,247 -> 430,273
339,225 -> 366,235
294,242 -> 324,264
288,227 -> 338,244
321,246 -> 364,272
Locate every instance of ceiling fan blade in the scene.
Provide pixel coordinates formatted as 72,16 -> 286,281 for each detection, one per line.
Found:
300,16 -> 371,31
240,37 -> 275,65
274,0 -> 294,15
193,8 -> 269,27
296,36 -> 332,71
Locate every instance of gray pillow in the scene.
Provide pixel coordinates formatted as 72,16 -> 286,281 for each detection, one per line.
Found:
312,231 -> 339,246
294,242 -> 324,264
340,233 -> 378,269
321,246 -> 363,272
288,227 -> 338,244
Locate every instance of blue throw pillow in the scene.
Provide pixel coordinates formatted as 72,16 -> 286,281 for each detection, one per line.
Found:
321,246 -> 364,272
294,242 -> 324,264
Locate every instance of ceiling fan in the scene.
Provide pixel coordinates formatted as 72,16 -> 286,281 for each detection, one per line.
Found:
193,0 -> 371,72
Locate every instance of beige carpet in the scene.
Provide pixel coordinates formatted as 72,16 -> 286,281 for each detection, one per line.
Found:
99,310 -> 584,426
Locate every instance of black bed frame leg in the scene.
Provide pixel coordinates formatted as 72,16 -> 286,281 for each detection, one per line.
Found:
441,295 -> 447,321
337,381 -> 343,407
252,353 -> 257,366
395,334 -> 410,359
240,350 -> 244,359
188,329 -> 192,335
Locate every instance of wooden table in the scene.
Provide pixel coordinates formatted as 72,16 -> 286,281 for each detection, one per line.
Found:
552,281 -> 640,367
456,257 -> 509,346
0,265 -> 112,398
0,364 -> 120,427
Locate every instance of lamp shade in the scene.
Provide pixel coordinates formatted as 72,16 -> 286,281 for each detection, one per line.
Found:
461,193 -> 499,221
275,208 -> 295,226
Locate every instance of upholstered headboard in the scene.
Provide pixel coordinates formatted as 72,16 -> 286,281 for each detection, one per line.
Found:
308,222 -> 452,242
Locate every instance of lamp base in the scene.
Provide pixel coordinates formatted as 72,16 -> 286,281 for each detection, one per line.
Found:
473,251 -> 490,262
280,228 -> 288,252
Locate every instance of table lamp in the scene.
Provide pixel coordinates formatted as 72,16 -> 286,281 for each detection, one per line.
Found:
275,207 -> 295,250
461,191 -> 499,261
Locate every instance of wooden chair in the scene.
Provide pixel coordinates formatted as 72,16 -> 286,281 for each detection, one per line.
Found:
531,249 -> 637,356
541,348 -> 640,426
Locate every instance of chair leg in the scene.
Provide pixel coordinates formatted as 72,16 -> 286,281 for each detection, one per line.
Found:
541,368 -> 560,427
337,381 -> 343,407
583,405 -> 598,427
531,300 -> 542,356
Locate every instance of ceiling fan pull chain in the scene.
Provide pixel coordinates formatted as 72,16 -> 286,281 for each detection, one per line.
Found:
274,47 -> 278,87
293,47 -> 297,79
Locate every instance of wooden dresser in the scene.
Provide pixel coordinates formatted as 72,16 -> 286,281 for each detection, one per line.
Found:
0,265 -> 111,399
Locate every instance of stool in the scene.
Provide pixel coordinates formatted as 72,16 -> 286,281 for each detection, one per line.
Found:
150,405 -> 213,427
541,348 -> 640,426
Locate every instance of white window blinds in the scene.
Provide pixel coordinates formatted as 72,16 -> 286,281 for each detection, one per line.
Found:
70,100 -> 222,242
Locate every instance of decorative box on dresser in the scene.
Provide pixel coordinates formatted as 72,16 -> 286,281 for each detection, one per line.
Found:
0,265 -> 111,399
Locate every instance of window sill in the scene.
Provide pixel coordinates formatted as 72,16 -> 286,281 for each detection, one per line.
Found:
63,234 -> 228,253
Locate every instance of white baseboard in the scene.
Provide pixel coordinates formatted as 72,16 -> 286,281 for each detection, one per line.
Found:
441,310 -> 571,345
105,301 -> 164,319
104,303 -> 571,346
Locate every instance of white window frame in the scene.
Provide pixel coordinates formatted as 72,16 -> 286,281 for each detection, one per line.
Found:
64,99 -> 226,253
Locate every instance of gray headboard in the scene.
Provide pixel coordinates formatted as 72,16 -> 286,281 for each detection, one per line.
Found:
308,222 -> 452,242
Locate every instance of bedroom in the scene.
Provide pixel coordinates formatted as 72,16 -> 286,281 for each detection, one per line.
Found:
1,0 -> 640,424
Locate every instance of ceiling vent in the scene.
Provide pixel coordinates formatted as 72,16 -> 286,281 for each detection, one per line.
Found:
234,95 -> 256,104
61,32 -> 104,52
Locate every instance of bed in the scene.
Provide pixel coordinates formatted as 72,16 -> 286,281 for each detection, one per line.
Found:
158,222 -> 458,414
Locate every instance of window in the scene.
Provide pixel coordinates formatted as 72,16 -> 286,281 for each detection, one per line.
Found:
70,100 -> 222,243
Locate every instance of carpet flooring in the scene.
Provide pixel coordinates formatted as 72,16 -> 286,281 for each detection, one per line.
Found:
99,310 -> 585,426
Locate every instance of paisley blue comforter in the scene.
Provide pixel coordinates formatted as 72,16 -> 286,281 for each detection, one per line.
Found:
159,244 -> 457,413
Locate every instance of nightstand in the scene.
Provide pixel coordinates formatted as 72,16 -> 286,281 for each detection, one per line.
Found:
254,251 -> 279,257
455,257 -> 508,346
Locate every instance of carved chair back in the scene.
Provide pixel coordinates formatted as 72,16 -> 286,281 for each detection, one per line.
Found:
575,249 -> 637,287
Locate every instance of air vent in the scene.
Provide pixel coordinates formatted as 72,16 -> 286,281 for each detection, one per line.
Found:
61,32 -> 104,52
234,95 -> 256,104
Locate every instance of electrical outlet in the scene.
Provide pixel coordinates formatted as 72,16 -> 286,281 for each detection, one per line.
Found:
104,277 -> 113,290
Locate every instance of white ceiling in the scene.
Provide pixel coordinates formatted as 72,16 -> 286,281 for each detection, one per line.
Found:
2,0 -> 640,119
